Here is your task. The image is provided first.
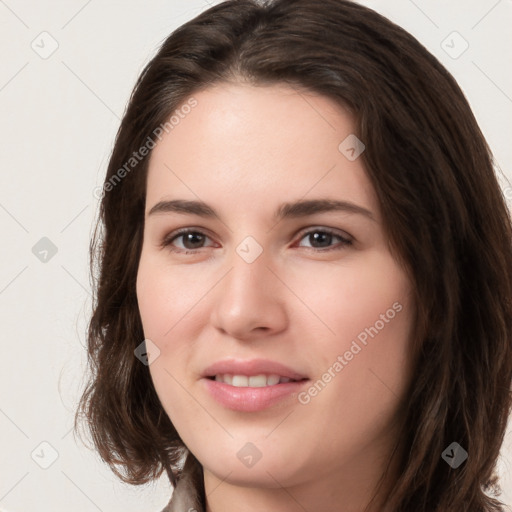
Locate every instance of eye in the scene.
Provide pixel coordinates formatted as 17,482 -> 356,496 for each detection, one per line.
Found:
160,227 -> 353,254
161,229 -> 216,253
295,228 -> 352,251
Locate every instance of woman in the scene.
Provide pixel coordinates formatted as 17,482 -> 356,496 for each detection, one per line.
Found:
75,1 -> 512,511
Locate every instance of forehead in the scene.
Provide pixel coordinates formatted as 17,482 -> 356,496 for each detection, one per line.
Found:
145,83 -> 377,217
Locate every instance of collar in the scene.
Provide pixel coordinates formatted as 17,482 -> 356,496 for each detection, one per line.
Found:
161,452 -> 205,512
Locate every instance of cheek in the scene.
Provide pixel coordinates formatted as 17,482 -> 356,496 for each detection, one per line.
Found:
289,258 -> 413,465
295,250 -> 414,407
136,251 -> 203,338
136,252 -> 208,423
291,250 -> 412,352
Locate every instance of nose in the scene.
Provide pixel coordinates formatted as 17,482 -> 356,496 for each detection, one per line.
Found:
210,246 -> 288,341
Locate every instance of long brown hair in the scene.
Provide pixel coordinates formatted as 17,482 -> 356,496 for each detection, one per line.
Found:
75,1 -> 512,510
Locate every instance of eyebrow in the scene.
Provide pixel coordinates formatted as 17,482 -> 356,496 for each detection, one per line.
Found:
148,198 -> 375,222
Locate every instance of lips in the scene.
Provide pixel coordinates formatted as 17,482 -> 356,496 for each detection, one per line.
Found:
201,358 -> 309,412
202,358 -> 308,382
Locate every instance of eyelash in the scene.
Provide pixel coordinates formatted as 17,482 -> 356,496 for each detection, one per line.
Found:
160,227 -> 353,254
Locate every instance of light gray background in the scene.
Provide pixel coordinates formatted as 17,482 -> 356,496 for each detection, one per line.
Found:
1,0 -> 511,511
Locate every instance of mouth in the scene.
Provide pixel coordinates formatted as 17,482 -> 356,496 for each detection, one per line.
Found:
206,374 -> 305,387
201,359 -> 310,412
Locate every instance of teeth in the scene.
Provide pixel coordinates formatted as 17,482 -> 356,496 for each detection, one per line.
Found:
232,375 -> 249,387
248,375 -> 266,387
213,374 -> 292,387
266,375 -> 280,386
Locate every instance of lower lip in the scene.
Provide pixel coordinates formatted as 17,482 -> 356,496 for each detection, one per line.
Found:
202,378 -> 309,412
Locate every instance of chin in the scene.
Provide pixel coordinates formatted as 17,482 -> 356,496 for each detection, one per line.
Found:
204,458 -> 300,489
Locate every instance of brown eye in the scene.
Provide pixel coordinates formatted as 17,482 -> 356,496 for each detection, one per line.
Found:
161,229 -> 214,253
296,228 -> 352,251
161,227 -> 352,254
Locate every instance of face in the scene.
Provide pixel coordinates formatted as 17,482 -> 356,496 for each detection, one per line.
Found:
136,83 -> 415,496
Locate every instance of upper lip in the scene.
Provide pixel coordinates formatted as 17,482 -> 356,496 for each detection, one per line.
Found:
202,358 -> 308,381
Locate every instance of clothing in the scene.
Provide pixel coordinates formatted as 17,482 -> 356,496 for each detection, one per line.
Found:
160,452 -> 205,512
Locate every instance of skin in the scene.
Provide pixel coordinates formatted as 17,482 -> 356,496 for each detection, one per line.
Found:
136,82 -> 416,512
